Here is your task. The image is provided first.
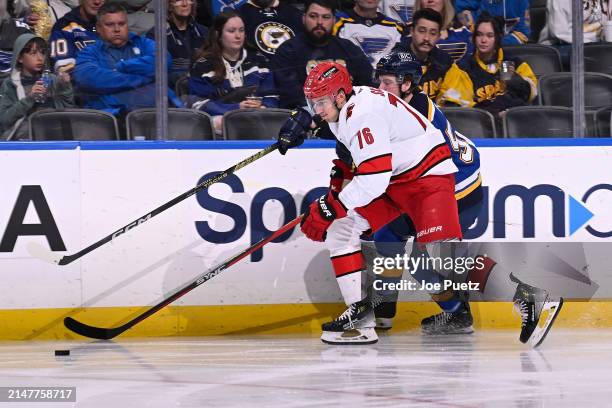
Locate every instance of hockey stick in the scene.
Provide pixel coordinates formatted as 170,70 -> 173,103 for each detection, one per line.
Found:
31,142 -> 280,266
64,215 -> 303,340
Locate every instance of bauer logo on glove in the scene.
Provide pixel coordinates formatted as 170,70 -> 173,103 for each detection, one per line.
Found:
317,195 -> 335,220
300,191 -> 347,242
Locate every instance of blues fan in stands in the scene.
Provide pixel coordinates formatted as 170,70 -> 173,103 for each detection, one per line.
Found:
0,33 -> 74,140
380,0 -> 413,26
332,0 -> 404,68
440,14 -> 537,118
1,0 -> 32,80
48,0 -> 104,73
456,0 -> 530,45
413,0 -> 473,64
189,10 -> 278,133
370,50 -> 481,333
393,8 -> 464,103
74,3 -> 181,116
147,0 -> 207,87
238,0 -> 303,58
12,0 -> 78,35
270,0 -> 372,109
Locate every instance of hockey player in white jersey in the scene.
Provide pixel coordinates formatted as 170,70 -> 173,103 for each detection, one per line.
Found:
296,61 -> 463,344
370,50 -> 563,346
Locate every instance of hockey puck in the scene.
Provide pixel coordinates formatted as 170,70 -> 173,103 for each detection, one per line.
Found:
54,349 -> 70,356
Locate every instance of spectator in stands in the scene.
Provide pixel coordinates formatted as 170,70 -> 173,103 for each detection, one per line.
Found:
539,0 -> 610,70
74,3 -> 181,116
455,0 -> 530,45
189,10 -> 278,133
0,33 -> 74,140
380,0 -> 413,26
123,0 -> 154,35
413,0 -> 473,64
441,14 -> 537,118
333,0 -> 404,68
393,8 -> 464,102
238,0 -> 303,58
271,0 -> 372,109
49,0 -> 104,73
12,0 -> 78,39
147,0 -> 207,87
9,0 -> 72,40
1,0 -> 32,80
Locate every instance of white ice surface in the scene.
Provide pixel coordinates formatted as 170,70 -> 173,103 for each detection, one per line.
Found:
1,330 -> 612,407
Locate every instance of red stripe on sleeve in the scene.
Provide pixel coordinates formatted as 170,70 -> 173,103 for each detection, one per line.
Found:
356,154 -> 392,176
391,143 -> 451,182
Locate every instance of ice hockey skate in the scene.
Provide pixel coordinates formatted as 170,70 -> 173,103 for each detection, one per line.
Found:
321,299 -> 378,345
421,303 -> 474,335
511,273 -> 564,348
372,290 -> 397,330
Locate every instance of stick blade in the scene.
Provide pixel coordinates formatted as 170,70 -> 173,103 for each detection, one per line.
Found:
57,254 -> 78,266
64,317 -> 123,340
26,242 -> 61,265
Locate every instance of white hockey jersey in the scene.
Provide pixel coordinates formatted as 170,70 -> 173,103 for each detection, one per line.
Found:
328,86 -> 458,210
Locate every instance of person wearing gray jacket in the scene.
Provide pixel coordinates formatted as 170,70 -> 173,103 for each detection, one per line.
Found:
0,33 -> 74,140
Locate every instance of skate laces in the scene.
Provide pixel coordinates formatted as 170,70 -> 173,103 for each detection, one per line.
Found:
513,300 -> 529,327
433,312 -> 453,327
337,303 -> 357,327
371,293 -> 384,309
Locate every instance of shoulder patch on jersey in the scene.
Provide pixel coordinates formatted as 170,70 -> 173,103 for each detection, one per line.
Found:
346,103 -> 355,120
255,21 -> 295,55
380,19 -> 403,31
62,22 -> 86,33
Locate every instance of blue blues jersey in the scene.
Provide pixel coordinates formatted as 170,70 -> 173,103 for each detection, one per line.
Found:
49,7 -> 98,71
404,20 -> 474,65
437,25 -> 474,66
0,50 -> 11,76
455,0 -> 530,45
409,91 -> 481,200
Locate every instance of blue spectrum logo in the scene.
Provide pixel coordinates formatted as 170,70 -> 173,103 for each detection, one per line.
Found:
196,174 -> 612,262
464,184 -> 612,239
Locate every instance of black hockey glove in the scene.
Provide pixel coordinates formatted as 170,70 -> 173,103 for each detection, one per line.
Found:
278,108 -> 312,155
312,114 -> 335,140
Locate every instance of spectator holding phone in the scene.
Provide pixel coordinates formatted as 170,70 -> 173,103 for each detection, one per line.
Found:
0,33 -> 74,140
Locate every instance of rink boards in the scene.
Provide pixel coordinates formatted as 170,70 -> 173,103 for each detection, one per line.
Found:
0,139 -> 611,340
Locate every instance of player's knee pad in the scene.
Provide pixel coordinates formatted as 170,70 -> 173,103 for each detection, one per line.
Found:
326,212 -> 371,256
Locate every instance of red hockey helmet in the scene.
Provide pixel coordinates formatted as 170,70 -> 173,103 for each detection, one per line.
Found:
303,62 -> 353,100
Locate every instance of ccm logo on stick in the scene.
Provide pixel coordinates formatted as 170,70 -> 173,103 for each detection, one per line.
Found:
111,214 -> 152,240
